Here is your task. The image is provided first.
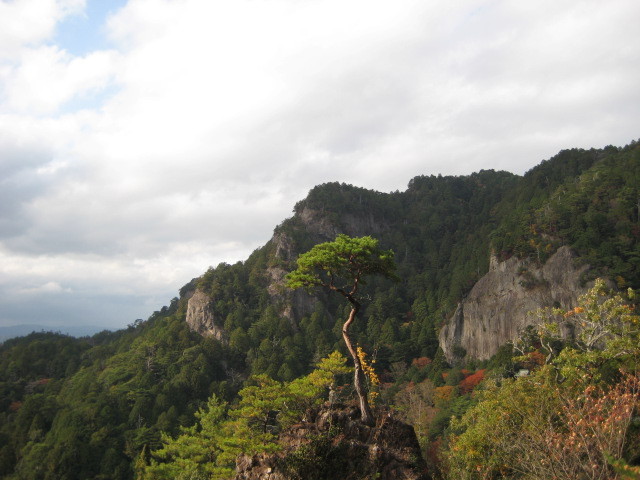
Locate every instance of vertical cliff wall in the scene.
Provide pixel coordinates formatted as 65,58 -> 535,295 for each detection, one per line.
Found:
185,289 -> 226,341
439,246 -> 589,362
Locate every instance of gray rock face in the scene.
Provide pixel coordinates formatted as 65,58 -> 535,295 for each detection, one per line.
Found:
266,231 -> 318,324
266,206 -> 389,324
439,246 -> 589,362
298,206 -> 388,239
185,289 -> 225,341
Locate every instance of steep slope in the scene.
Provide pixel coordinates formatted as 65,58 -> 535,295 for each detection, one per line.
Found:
183,142 -> 640,371
183,170 -> 522,376
439,246 -> 588,362
439,141 -> 640,362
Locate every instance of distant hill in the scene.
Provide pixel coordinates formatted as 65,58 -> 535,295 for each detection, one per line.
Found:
0,323 -> 112,343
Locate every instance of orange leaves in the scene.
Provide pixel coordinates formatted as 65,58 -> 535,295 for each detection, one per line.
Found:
541,373 -> 640,479
411,357 -> 432,369
434,385 -> 455,403
447,369 -> 640,480
459,369 -> 486,394
563,306 -> 585,318
518,350 -> 546,371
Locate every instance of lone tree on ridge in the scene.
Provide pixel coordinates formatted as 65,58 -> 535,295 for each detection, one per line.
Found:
285,234 -> 396,426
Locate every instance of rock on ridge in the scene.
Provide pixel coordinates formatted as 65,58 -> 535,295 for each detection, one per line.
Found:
184,205 -> 391,337
269,206 -> 390,321
298,206 -> 389,240
439,246 -> 589,362
235,403 -> 431,480
185,289 -> 225,341
266,231 -> 318,324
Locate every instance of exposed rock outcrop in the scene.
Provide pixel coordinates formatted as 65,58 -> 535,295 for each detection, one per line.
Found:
266,231 -> 318,324
298,206 -> 388,240
439,246 -> 589,362
185,288 -> 225,341
185,205 -> 392,337
235,404 -> 430,480
265,207 -> 390,324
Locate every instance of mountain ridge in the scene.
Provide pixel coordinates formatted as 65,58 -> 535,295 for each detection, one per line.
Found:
184,141 -> 640,367
0,139 -> 638,479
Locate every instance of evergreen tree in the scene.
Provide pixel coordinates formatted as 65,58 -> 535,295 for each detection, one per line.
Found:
286,234 -> 397,426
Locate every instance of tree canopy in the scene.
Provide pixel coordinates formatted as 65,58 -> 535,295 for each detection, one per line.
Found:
285,234 -> 397,297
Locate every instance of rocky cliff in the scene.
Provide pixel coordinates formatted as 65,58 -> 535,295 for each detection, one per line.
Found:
265,230 -> 318,324
185,288 -> 226,341
268,206 -> 391,321
297,206 -> 389,239
439,246 -> 589,362
184,205 -> 392,338
235,403 -> 430,480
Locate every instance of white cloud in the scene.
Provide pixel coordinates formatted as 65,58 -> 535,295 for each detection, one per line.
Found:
0,0 -> 639,329
0,0 -> 84,58
2,46 -> 119,114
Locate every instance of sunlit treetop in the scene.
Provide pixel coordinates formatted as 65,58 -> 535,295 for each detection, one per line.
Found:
285,234 -> 397,298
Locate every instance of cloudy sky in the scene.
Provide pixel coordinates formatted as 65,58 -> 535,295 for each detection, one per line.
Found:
1,0 -> 639,332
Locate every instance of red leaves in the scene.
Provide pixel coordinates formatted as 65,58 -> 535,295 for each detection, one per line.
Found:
459,369 -> 486,394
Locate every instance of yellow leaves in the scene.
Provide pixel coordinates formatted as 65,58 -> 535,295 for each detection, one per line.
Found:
563,306 -> 585,318
447,365 -> 640,480
356,347 -> 380,405
434,385 -> 456,403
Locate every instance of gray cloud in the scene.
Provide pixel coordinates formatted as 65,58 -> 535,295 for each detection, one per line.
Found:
0,0 -> 639,331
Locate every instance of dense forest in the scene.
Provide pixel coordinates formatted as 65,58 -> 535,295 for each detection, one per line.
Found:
0,140 -> 639,479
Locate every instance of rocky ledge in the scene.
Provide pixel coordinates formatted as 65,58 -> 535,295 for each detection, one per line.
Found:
235,403 -> 430,480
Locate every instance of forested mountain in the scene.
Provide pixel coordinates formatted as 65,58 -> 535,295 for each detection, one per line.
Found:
1,140 -> 638,479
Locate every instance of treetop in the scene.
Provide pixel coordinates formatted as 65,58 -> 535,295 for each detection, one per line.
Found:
285,234 -> 396,296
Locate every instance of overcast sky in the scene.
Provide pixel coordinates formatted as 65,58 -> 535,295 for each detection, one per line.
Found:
1,0 -> 639,332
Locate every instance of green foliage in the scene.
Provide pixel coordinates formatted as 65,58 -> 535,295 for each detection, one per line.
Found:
143,395 -> 233,480
491,142 -> 640,287
446,282 -> 640,479
286,234 -> 397,293
143,351 -> 349,479
287,351 -> 351,409
0,303 -> 242,480
447,367 -> 640,480
287,234 -> 397,425
1,141 -> 638,478
535,278 -> 640,377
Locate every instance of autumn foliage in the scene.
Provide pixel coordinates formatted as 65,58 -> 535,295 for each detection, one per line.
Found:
459,369 -> 486,394
411,357 -> 432,369
434,385 -> 456,404
446,280 -> 640,480
541,373 -> 640,480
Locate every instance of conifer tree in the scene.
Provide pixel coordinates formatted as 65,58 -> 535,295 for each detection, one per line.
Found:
286,234 -> 396,425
